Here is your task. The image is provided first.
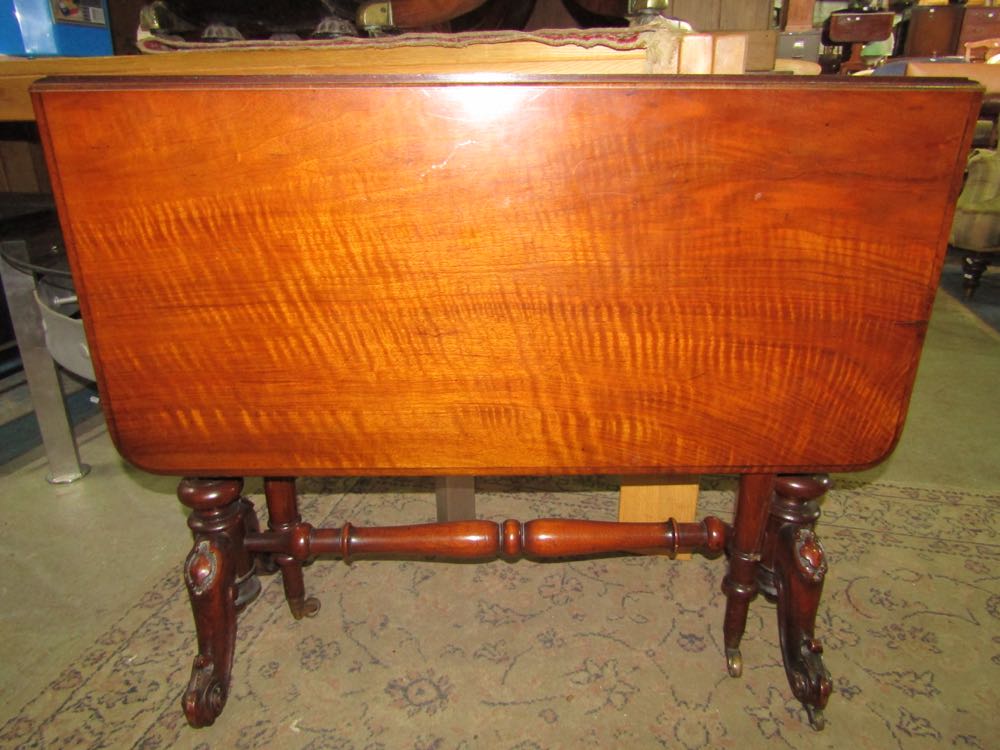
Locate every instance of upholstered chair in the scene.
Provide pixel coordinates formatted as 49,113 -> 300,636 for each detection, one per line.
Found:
951,148 -> 1000,297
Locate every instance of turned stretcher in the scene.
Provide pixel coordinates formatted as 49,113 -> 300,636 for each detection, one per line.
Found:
31,74 -> 980,730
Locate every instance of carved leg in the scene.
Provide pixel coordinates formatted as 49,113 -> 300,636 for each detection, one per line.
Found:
178,478 -> 260,728
721,474 -> 775,677
962,252 -> 991,299
264,477 -> 320,620
758,475 -> 833,730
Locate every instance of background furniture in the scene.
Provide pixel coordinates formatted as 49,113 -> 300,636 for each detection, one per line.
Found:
825,9 -> 895,73
959,5 -> 1000,53
0,198 -> 91,482
903,3 -> 1000,58
904,5 -> 964,57
951,148 -> 1000,297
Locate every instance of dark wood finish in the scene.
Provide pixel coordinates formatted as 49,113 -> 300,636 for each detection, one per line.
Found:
263,477 -> 320,619
757,476 -> 833,730
721,474 -> 773,678
30,75 -> 981,730
244,515 -> 728,560
825,11 -> 895,74
106,0 -> 147,55
903,5 -> 964,58
959,7 -> 1000,53
32,76 -> 979,478
178,478 -> 261,727
826,10 -> 894,44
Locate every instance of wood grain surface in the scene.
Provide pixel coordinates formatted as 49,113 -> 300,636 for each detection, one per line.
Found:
0,47 -> 651,122
32,75 -> 980,476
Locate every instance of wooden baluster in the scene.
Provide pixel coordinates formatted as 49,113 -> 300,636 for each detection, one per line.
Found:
721,473 -> 775,678
264,477 -> 320,620
244,517 -> 729,561
178,478 -> 260,728
758,475 -> 833,730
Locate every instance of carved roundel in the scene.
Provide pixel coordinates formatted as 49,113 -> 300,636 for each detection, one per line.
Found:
185,540 -> 219,596
793,529 -> 827,582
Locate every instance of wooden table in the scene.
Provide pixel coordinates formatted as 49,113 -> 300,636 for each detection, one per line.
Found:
32,72 -> 979,731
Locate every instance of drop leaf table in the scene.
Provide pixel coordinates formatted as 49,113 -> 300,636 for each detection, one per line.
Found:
30,73 -> 980,729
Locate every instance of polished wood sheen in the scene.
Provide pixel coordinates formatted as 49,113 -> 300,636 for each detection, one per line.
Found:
30,74 -> 981,730
32,75 -> 979,477
242,516 -> 729,560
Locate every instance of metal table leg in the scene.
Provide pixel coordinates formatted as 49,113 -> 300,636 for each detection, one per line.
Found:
0,240 -> 89,483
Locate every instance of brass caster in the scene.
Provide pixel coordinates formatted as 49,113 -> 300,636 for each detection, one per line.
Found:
290,596 -> 321,620
302,596 -> 321,618
806,705 -> 826,731
725,648 -> 743,678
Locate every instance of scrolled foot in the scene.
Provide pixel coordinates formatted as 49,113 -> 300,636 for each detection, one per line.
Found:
182,654 -> 228,728
787,636 -> 832,722
178,478 -> 248,728
762,475 -> 834,728
726,647 -> 743,678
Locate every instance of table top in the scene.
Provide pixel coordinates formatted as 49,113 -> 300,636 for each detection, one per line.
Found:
33,74 -> 980,476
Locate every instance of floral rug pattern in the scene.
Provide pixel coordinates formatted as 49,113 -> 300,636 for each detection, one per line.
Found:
2,476 -> 997,749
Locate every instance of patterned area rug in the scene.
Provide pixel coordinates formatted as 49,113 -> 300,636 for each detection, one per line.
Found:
2,476 -> 997,749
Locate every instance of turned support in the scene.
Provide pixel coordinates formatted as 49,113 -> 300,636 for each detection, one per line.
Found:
243,516 -> 729,562
178,477 -> 261,728
174,474 -> 834,730
264,477 -> 320,620
758,475 -> 834,731
721,474 -> 775,678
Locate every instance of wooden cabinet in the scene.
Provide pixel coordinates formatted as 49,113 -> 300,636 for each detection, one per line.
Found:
904,5 -> 964,57
959,7 -> 1000,51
